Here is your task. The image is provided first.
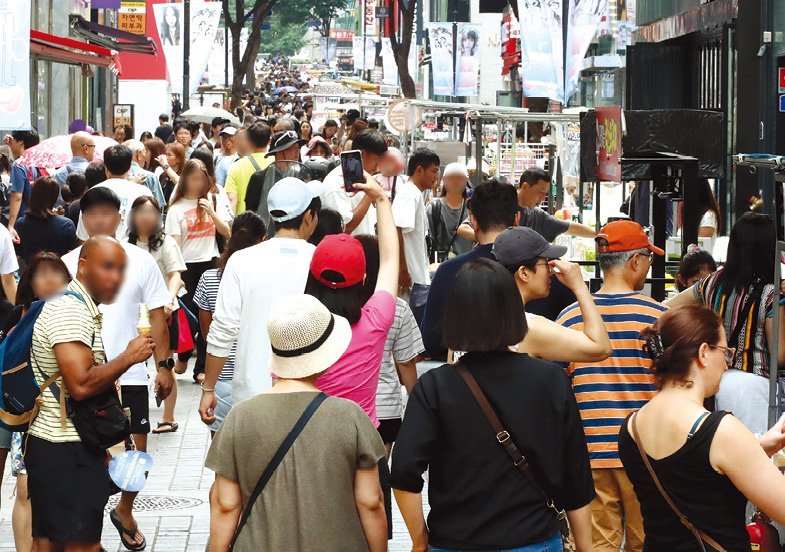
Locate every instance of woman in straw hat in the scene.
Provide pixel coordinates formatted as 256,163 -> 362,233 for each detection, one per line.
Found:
206,294 -> 388,551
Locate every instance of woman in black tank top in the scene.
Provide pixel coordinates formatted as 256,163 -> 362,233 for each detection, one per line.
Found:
618,305 -> 785,552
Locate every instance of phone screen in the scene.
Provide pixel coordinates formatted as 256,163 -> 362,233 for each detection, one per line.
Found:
341,150 -> 364,193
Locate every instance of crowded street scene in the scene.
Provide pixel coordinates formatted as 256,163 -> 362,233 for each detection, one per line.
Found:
3,0 -> 785,551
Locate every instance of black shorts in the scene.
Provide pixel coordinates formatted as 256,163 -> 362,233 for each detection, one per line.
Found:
25,435 -> 109,543
121,385 -> 151,435
377,418 -> 402,444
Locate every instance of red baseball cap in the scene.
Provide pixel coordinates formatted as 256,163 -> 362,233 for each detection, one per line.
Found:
595,220 -> 665,256
310,234 -> 366,289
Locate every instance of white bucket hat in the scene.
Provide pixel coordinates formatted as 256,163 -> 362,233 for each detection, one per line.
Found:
268,295 -> 352,379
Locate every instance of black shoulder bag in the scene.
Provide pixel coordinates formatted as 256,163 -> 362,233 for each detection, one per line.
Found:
229,393 -> 328,551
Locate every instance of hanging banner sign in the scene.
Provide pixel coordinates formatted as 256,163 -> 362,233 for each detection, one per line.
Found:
153,2 -> 221,96
118,1 -> 146,35
330,29 -> 354,41
364,0 -> 376,35
380,38 -> 398,86
0,0 -> 31,129
454,23 -> 480,96
518,0 -> 564,102
427,22 -> 454,96
596,106 -> 623,182
352,36 -> 365,70
565,0 -> 607,102
364,36 -> 376,70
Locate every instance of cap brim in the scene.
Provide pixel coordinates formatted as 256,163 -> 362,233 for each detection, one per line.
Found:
307,180 -> 327,198
647,244 -> 665,256
542,243 -> 568,259
269,315 -> 352,380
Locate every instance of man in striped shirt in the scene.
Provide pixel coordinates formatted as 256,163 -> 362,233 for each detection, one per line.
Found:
557,220 -> 667,552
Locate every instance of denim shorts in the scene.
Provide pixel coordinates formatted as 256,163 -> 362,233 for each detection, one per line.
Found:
429,533 -> 563,552
208,380 -> 234,432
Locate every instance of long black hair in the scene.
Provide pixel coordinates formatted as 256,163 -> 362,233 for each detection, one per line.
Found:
217,211 -> 266,275
684,178 -> 721,238
127,196 -> 165,252
716,212 -> 775,292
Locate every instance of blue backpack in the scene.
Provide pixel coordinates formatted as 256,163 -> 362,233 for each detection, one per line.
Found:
0,291 -> 85,432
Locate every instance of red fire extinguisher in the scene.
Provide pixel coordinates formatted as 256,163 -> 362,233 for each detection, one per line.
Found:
747,510 -> 780,552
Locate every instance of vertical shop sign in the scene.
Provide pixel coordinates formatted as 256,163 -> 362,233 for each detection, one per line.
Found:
0,0 -> 31,129
118,1 -> 146,35
596,106 -> 622,182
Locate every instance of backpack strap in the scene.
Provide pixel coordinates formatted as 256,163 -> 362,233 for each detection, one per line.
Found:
247,155 -> 263,173
630,412 -> 727,552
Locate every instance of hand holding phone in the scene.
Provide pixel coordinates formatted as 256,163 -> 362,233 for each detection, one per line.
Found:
341,150 -> 364,193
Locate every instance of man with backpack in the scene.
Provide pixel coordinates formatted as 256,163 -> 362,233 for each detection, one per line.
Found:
225,122 -> 272,213
25,236 -> 154,551
3,129 -> 40,243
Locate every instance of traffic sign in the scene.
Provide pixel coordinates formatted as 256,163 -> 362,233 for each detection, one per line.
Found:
375,6 -> 390,18
779,67 -> 785,94
780,94 -> 785,113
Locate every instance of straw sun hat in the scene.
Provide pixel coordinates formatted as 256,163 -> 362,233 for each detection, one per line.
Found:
268,295 -> 352,379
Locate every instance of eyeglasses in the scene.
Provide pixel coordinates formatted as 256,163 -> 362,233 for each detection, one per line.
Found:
635,251 -> 654,264
708,344 -> 736,365
533,260 -> 554,274
85,144 -> 96,149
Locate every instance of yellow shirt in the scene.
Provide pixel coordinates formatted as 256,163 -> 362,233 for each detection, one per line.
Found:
224,151 -> 272,213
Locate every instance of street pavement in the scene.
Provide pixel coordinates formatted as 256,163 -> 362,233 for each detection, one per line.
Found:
0,370 -> 430,551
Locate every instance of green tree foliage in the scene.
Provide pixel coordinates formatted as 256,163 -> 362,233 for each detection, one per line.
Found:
261,12 -> 305,57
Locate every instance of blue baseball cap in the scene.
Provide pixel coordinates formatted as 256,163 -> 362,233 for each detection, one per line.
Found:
268,177 -> 323,222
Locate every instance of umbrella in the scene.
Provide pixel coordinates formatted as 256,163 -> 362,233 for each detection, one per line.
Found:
19,134 -> 118,168
273,86 -> 299,95
180,105 -> 241,126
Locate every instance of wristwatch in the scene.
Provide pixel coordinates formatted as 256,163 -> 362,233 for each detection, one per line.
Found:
158,358 -> 175,371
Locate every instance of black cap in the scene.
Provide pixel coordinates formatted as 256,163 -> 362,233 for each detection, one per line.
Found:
492,226 -> 567,267
267,130 -> 306,155
211,116 -> 230,127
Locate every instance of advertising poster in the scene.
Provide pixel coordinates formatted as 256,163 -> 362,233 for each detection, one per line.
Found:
565,0 -> 607,101
381,38 -> 398,86
454,23 -> 480,96
518,0 -> 564,102
0,0 -> 31,129
427,23 -> 454,96
352,36 -> 365,70
364,36 -> 377,70
154,2 -> 221,96
118,1 -> 146,35
596,106 -> 622,182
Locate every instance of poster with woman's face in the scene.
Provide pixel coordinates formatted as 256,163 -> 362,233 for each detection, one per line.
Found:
159,5 -> 180,47
427,23 -> 454,96
455,24 -> 480,97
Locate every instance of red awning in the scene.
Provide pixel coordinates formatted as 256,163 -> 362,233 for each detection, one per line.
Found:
30,29 -> 115,69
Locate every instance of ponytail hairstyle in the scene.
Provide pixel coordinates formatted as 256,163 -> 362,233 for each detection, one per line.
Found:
639,305 -> 723,384
217,211 -> 266,275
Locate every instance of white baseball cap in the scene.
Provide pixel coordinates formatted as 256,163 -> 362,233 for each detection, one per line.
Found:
443,162 -> 469,178
267,177 -> 323,222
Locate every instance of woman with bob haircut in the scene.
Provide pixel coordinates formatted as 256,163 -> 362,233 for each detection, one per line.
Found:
391,258 -> 594,552
619,305 -> 785,552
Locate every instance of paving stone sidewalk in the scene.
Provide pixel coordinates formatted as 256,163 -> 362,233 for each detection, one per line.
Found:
0,372 -> 428,551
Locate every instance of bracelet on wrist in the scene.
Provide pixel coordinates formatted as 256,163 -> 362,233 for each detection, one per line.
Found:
200,382 -> 215,393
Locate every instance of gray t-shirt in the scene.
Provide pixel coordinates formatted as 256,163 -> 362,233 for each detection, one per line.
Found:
517,206 -> 570,243
206,391 -> 386,551
427,198 -> 473,256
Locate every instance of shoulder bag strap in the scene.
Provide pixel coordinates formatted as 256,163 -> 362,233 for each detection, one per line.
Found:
229,392 -> 329,551
247,155 -> 262,173
455,363 -> 562,517
629,412 -> 726,552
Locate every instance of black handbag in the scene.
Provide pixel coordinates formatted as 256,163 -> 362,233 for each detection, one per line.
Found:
68,387 -> 131,450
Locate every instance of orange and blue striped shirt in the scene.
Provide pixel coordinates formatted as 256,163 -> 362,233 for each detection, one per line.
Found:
557,293 -> 667,469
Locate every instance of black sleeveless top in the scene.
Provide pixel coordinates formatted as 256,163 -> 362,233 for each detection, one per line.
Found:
618,411 -> 750,552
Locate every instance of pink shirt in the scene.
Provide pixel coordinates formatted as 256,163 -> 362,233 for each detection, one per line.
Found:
317,291 -> 396,427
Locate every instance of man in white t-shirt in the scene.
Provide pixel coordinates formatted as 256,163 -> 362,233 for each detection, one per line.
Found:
63,185 -> 172,550
392,148 -> 440,293
321,130 -> 387,234
76,145 -> 153,241
0,225 -> 17,306
200,177 -> 322,423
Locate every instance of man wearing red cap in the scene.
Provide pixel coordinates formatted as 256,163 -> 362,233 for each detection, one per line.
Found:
556,220 -> 668,552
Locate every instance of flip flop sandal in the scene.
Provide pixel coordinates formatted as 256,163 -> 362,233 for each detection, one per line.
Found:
110,508 -> 147,551
151,421 -> 179,434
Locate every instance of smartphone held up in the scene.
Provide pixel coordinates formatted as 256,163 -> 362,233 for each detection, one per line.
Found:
341,150 -> 364,193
